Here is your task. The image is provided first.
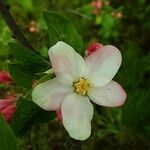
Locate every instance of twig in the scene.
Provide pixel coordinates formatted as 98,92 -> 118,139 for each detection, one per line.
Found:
0,0 -> 35,51
0,0 -> 50,65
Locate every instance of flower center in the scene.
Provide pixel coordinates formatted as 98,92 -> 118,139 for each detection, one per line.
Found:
73,77 -> 90,96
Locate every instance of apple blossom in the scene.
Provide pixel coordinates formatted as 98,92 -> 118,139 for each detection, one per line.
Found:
56,42 -> 104,121
32,41 -> 127,140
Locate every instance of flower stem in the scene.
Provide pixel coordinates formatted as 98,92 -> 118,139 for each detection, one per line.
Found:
0,0 -> 35,51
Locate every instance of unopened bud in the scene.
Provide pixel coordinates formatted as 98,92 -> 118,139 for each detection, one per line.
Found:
0,71 -> 12,85
86,42 -> 103,56
0,95 -> 17,122
1,104 -> 16,122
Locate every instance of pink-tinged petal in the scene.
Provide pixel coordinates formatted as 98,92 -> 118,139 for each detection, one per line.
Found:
49,41 -> 86,83
88,80 -> 127,107
0,71 -> 12,85
61,93 -> 93,140
1,104 -> 16,122
85,45 -> 122,87
32,77 -> 73,111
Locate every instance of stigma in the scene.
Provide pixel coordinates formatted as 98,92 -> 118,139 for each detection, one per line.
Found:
74,77 -> 90,96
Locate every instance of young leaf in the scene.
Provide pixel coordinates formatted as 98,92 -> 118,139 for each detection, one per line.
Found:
9,42 -> 49,68
9,64 -> 36,88
8,43 -> 50,88
0,116 -> 18,150
43,11 -> 83,53
11,98 -> 55,136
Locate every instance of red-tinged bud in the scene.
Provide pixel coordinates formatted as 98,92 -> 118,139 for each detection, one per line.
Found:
1,104 -> 16,122
5,95 -> 17,102
96,0 -> 102,8
91,0 -> 102,15
0,95 -> 17,122
0,99 -> 13,111
91,0 -> 102,8
0,71 -> 12,85
86,42 -> 103,56
56,110 -> 62,121
28,21 -> 39,33
0,95 -> 17,111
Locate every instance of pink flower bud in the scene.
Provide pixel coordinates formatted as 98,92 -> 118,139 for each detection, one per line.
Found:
28,21 -> 39,33
56,110 -> 62,121
91,0 -> 102,8
91,1 -> 96,7
1,104 -> 16,122
0,71 -> 12,85
0,95 -> 17,122
91,0 -> 102,15
5,95 -> 17,102
0,99 -> 13,111
86,42 -> 103,56
96,0 -> 103,8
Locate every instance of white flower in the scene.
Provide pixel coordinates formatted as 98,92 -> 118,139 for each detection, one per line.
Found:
32,41 -> 127,140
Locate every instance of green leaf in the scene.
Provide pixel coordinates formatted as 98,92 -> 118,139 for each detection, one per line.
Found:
100,14 -> 115,39
9,43 -> 49,68
9,64 -> 36,88
17,0 -> 33,11
43,11 -> 83,53
8,43 -> 50,88
11,99 -> 55,136
0,116 -> 18,150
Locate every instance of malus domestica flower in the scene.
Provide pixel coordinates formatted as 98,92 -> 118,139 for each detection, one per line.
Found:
32,41 -> 127,140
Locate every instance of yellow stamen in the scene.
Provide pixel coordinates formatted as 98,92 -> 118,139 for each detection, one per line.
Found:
74,77 -> 90,96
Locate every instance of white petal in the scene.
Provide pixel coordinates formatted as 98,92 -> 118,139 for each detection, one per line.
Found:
49,41 -> 86,83
61,93 -> 93,140
32,77 -> 73,111
88,80 -> 127,107
85,45 -> 122,87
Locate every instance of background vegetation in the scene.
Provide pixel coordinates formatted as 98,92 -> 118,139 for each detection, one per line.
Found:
0,0 -> 150,149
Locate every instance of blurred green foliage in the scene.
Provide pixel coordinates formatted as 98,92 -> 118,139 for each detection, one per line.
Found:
0,0 -> 150,149
0,116 -> 18,150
